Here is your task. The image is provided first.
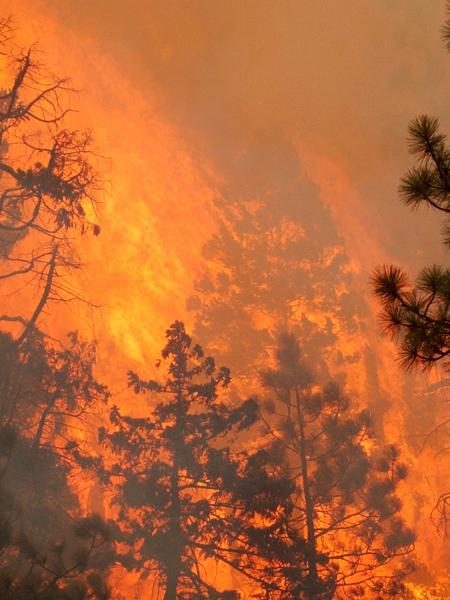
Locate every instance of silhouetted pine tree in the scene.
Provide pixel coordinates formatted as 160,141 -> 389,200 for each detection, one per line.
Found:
261,334 -> 415,599
99,321 -> 294,599
188,178 -> 360,382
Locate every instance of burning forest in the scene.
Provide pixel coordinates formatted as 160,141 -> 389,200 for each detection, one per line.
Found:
0,1 -> 449,598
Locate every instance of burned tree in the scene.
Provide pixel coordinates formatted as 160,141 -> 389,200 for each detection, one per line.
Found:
0,19 -> 114,599
0,18 -> 101,344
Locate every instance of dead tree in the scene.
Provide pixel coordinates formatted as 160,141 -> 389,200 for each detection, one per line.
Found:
0,18 -> 101,344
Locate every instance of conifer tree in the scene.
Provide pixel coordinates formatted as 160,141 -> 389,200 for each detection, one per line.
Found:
372,116 -> 450,370
372,9 -> 450,371
188,176 -> 359,381
99,321 -> 293,599
261,334 -> 415,599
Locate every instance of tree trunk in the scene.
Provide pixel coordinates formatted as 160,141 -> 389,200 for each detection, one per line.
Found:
295,386 -> 320,599
163,387 -> 184,600
163,471 -> 182,600
164,569 -> 179,600
33,395 -> 56,448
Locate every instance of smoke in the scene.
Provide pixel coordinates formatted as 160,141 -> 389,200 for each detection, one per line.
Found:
8,0 -> 449,285
33,0 -> 449,260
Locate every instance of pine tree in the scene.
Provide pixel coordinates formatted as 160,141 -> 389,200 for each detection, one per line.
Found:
188,178 -> 360,382
99,321 -> 293,599
372,10 -> 450,371
261,334 -> 415,599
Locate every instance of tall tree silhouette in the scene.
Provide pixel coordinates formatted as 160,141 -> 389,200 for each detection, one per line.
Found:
261,334 -> 415,599
99,321 -> 294,599
0,18 -> 101,344
0,19 -> 113,598
188,172 -> 361,383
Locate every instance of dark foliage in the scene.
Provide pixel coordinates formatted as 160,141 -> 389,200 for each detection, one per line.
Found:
260,334 -> 415,599
372,17 -> 450,371
0,330 -> 109,449
372,264 -> 450,370
0,330 -> 113,599
99,321 -> 294,599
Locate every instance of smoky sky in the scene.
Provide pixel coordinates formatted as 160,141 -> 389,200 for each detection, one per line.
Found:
26,0 -> 449,268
